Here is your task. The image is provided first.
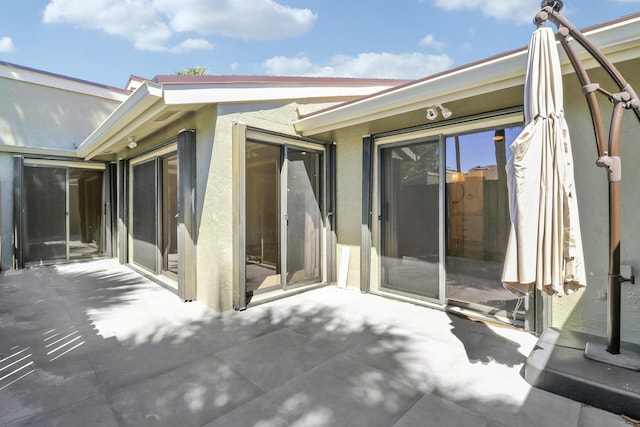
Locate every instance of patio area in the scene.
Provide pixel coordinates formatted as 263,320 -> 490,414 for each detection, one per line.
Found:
0,259 -> 633,426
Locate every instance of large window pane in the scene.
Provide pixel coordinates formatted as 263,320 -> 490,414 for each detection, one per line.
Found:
69,169 -> 104,259
286,148 -> 322,285
245,142 -> 281,293
23,166 -> 67,262
132,160 -> 158,272
445,127 -> 522,317
162,155 -> 178,275
380,141 -> 440,299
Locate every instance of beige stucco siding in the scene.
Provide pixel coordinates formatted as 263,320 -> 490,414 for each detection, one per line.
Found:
557,62 -> 640,344
196,101 -> 337,312
0,78 -> 120,151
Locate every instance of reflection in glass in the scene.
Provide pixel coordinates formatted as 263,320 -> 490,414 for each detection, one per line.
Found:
286,148 -> 322,285
23,166 -> 105,264
445,127 -> 523,320
23,166 -> 67,263
380,141 -> 440,299
69,169 -> 104,259
162,155 -> 178,275
245,142 -> 281,293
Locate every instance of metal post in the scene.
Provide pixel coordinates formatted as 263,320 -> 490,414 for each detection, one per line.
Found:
607,102 -> 625,353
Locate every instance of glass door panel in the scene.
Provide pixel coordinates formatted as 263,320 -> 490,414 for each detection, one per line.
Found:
445,128 -> 524,321
23,166 -> 67,263
162,154 -> 178,275
69,169 -> 104,259
285,148 -> 322,287
245,142 -> 282,293
380,141 -> 440,300
131,160 -> 158,272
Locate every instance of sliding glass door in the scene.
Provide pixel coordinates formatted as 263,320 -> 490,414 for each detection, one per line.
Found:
23,166 -> 67,262
129,152 -> 178,277
21,162 -> 106,265
380,140 -> 441,301
244,140 -> 324,297
375,124 -> 527,325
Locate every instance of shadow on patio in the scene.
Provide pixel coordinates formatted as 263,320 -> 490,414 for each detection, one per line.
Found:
0,260 -> 630,426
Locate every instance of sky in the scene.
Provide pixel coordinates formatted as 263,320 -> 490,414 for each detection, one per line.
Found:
1,0 -> 640,89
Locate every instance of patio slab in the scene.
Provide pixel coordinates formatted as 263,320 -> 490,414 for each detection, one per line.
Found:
0,259 -> 634,426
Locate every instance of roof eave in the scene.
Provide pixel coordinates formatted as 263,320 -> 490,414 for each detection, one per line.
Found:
76,81 -> 163,159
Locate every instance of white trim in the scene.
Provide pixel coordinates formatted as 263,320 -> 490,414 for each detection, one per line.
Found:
77,81 -> 163,159
129,143 -> 177,166
0,145 -> 77,157
373,111 -> 524,146
162,84 -> 401,105
23,158 -> 106,170
0,62 -> 128,102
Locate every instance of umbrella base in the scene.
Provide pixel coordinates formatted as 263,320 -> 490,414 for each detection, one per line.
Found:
584,342 -> 640,371
525,328 -> 640,420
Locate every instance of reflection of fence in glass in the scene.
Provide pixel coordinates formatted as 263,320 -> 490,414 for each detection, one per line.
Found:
445,128 -> 515,262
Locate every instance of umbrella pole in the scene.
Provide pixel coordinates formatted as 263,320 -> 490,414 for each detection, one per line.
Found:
607,103 -> 625,354
536,2 -> 640,368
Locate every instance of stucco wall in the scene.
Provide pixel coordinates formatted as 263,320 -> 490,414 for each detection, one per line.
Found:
328,61 -> 640,345
197,100 -> 337,312
0,77 -> 121,270
333,126 -> 368,290
0,78 -> 120,151
556,63 -> 640,344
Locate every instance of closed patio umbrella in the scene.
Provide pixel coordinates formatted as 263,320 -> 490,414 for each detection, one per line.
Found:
502,25 -> 587,297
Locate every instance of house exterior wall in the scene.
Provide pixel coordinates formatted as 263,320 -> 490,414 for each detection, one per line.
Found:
326,60 -> 640,345
556,62 -> 640,344
0,76 -> 122,270
104,97 -> 348,312
196,101 -> 339,312
0,77 -> 120,151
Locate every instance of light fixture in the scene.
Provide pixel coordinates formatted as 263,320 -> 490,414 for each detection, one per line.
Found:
426,104 -> 453,121
127,136 -> 137,149
439,104 -> 452,119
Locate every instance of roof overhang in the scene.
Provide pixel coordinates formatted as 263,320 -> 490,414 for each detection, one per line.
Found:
0,60 -> 129,102
76,81 -> 165,159
76,77 -> 408,159
294,14 -> 640,137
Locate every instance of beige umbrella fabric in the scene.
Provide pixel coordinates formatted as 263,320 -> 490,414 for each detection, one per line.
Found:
502,26 -> 586,297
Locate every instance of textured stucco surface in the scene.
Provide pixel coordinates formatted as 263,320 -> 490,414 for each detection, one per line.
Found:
0,78 -> 119,150
556,63 -> 640,344
197,101 -> 340,312
0,77 -> 121,270
325,60 -> 640,344
334,126 -> 368,290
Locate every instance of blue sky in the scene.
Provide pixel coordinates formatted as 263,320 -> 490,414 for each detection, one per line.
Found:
1,0 -> 639,89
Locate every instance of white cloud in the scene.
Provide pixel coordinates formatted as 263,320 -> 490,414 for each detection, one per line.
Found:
43,0 -> 316,52
262,52 -> 454,80
434,0 -> 540,25
0,36 -> 15,52
419,34 -> 447,50
169,38 -> 215,53
159,0 -> 317,41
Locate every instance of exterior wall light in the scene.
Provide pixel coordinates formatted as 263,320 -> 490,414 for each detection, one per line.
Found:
426,104 -> 453,120
127,136 -> 137,149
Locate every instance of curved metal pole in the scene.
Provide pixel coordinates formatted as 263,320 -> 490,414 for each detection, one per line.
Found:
535,4 -> 640,355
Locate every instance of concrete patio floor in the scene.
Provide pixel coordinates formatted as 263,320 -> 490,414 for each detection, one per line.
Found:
0,259 -> 634,426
